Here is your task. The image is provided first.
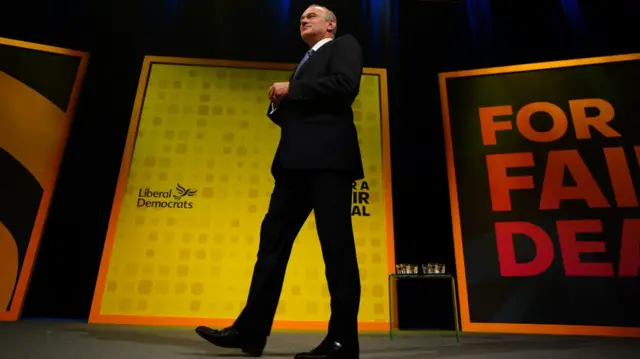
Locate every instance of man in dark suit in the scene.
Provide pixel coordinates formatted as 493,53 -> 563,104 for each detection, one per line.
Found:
196,4 -> 364,359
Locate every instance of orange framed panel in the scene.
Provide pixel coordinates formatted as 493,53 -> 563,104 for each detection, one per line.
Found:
0,37 -> 89,321
439,53 -> 640,338
89,56 -> 395,330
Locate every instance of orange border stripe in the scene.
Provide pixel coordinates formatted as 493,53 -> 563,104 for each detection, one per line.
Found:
89,56 -> 395,331
439,52 -> 640,338
90,314 -> 388,332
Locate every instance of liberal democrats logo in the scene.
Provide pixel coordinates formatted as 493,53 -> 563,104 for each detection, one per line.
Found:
137,183 -> 197,209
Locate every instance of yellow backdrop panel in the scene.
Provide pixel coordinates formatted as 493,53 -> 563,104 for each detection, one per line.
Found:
90,57 -> 394,330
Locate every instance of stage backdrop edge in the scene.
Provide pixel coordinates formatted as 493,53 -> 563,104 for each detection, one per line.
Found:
89,56 -> 395,331
0,37 -> 89,321
440,53 -> 640,338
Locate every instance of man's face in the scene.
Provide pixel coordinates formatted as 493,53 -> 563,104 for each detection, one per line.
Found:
300,6 -> 334,42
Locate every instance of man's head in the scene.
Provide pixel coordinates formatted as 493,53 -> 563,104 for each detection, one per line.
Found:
299,5 -> 337,47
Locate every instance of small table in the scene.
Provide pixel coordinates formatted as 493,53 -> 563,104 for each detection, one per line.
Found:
388,273 -> 460,342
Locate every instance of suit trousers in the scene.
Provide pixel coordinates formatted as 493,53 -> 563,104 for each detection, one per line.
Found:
233,169 -> 361,344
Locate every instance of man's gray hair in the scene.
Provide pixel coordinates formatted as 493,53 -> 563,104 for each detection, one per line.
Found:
309,4 -> 338,36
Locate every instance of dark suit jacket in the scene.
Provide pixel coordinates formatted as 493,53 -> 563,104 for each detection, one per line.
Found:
267,34 -> 365,181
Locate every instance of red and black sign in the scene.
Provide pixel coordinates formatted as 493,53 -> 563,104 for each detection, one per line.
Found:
440,54 -> 640,337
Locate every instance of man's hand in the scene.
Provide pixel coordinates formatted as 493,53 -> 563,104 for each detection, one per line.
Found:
268,82 -> 290,105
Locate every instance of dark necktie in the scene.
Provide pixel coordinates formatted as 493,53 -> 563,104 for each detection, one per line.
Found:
292,49 -> 314,79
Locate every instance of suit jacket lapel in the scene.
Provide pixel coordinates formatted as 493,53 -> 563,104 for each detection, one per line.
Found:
290,40 -> 333,80
292,56 -> 312,80
289,66 -> 297,81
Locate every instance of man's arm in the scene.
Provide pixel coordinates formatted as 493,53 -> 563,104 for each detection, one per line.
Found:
288,35 -> 363,104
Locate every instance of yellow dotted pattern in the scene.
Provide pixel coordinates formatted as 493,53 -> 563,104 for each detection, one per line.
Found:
98,63 -> 389,324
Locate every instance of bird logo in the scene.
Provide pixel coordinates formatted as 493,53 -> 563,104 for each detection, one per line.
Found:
174,183 -> 197,200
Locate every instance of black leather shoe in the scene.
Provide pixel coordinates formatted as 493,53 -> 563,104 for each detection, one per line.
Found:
195,326 -> 266,357
294,341 -> 358,359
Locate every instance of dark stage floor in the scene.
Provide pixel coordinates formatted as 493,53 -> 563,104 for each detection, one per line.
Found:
0,320 -> 639,358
